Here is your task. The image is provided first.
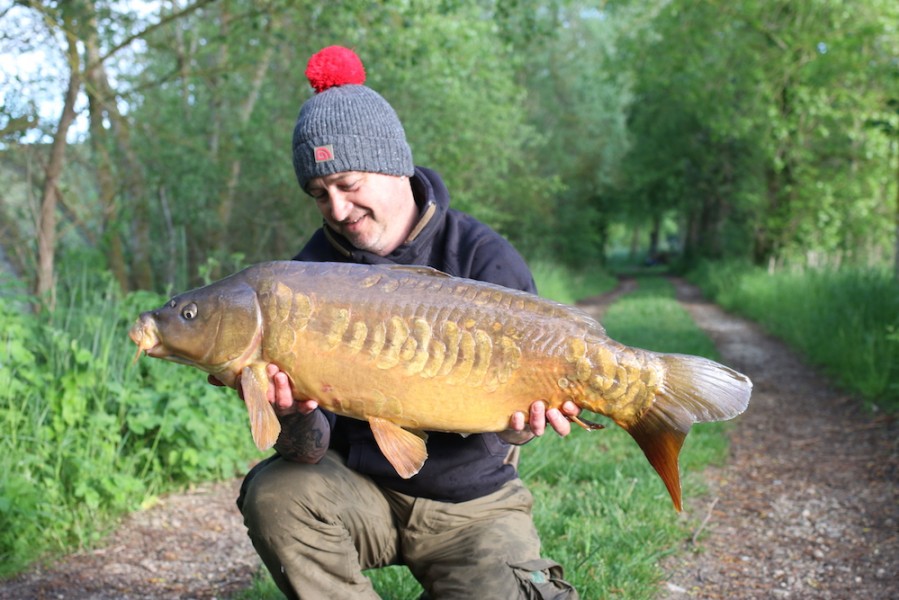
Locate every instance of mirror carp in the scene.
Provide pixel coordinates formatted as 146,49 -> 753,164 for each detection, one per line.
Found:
130,261 -> 752,511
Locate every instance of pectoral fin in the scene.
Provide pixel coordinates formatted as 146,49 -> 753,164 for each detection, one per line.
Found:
241,364 -> 281,451
369,417 -> 429,478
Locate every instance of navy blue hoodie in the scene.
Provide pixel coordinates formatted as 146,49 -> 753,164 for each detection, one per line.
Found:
293,166 -> 536,502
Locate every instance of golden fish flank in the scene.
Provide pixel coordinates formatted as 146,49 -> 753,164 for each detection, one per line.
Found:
325,308 -> 351,350
314,301 -> 521,389
403,319 -> 432,376
129,260 -> 752,512
258,280 -> 312,366
347,321 -> 368,354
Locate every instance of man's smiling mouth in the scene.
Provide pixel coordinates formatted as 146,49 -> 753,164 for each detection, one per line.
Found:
342,214 -> 367,231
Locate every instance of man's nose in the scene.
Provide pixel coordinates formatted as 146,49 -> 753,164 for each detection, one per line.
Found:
328,194 -> 354,222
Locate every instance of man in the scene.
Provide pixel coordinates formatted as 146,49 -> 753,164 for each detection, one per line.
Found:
235,46 -> 580,599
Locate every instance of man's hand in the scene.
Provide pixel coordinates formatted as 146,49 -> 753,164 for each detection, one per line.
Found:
208,365 -> 318,417
265,364 -> 319,417
499,400 -> 581,444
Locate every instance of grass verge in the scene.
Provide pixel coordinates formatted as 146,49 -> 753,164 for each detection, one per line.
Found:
689,261 -> 899,411
530,259 -> 618,305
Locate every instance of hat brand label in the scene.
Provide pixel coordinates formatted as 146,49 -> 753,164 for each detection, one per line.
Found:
314,145 -> 335,163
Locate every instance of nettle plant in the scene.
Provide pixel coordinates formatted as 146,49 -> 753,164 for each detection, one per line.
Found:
0,277 -> 257,576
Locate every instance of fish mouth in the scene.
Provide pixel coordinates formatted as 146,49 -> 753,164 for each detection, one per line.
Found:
129,316 -> 167,361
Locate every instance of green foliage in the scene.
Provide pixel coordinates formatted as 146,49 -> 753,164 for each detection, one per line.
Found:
614,0 -> 899,267
690,261 -> 899,410
0,269 -> 259,576
512,2 -> 632,265
121,0 -> 567,286
7,1 -> 896,291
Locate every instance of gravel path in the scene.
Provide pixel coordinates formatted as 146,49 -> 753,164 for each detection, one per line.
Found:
659,278 -> 898,599
1,277 -> 896,599
0,480 -> 260,599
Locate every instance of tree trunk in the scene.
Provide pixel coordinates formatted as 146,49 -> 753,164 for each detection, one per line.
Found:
629,222 -> 641,261
205,4 -> 278,279
219,32 -> 276,243
894,140 -> 899,280
170,0 -> 196,118
648,212 -> 661,262
84,3 -> 157,291
84,9 -> 130,292
35,21 -> 80,310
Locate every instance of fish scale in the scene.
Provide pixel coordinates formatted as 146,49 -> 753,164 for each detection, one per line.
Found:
129,260 -> 752,511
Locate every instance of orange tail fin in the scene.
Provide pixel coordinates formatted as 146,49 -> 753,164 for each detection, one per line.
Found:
623,354 -> 752,512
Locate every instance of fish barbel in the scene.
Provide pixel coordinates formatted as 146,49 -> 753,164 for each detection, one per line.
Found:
129,261 -> 751,510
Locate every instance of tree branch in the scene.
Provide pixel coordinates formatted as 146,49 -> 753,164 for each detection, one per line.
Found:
91,0 -> 220,71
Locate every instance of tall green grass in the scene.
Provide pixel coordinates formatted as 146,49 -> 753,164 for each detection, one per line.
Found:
690,261 -> 899,411
232,275 -> 733,599
0,269 -> 258,577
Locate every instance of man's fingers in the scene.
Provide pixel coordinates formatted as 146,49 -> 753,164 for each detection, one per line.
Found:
272,371 -> 293,410
561,400 -> 580,417
529,401 -> 547,437
296,399 -> 320,415
546,407 -> 572,437
509,411 -> 526,431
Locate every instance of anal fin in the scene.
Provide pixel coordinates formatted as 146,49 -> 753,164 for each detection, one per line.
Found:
241,364 -> 282,450
369,417 -> 429,478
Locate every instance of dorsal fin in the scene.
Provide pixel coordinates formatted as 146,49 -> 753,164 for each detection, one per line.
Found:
384,265 -> 452,278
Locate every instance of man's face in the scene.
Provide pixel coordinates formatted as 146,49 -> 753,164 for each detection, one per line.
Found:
306,171 -> 416,257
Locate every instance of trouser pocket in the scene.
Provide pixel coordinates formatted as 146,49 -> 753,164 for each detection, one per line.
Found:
509,558 -> 579,599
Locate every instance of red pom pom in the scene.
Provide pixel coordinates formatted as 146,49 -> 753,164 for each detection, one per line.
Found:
305,46 -> 366,93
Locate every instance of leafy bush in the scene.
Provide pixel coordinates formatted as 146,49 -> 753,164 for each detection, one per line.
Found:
0,273 -> 259,576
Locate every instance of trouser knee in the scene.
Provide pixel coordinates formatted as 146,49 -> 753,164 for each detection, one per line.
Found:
238,455 -> 336,535
235,452 -> 398,599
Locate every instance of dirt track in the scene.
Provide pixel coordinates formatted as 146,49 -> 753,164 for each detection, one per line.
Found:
658,278 -> 898,599
1,277 -> 896,599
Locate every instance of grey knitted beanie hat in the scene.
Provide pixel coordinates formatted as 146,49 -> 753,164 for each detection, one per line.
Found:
292,46 -> 414,191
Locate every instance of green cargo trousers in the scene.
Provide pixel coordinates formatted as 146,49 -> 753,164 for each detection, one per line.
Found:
237,451 -> 578,600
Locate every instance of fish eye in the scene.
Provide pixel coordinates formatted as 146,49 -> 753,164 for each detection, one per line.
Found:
181,303 -> 198,320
